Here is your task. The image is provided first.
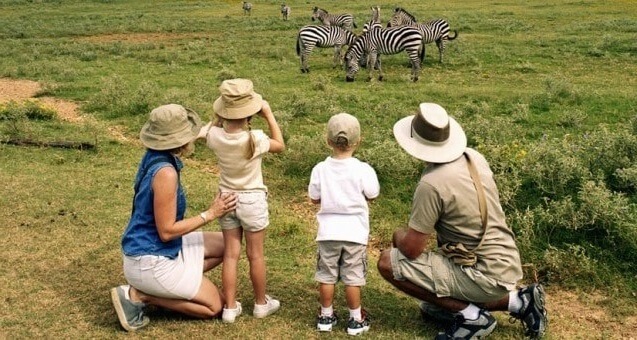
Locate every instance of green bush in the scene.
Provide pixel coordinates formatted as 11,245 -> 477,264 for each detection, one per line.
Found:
0,100 -> 56,121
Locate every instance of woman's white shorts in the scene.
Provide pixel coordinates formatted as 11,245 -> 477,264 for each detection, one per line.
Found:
123,231 -> 204,300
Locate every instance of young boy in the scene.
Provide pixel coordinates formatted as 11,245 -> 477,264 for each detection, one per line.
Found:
308,113 -> 380,335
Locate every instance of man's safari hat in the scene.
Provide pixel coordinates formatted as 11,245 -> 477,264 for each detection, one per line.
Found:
393,103 -> 466,163
327,113 -> 361,146
213,78 -> 263,119
140,104 -> 202,150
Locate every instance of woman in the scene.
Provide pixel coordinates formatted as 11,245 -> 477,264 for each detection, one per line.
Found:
111,104 -> 238,331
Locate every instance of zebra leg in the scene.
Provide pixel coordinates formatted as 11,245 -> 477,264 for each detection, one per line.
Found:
367,53 -> 379,81
411,58 -> 420,82
436,39 -> 445,63
301,45 -> 315,73
300,53 -> 307,73
333,45 -> 342,68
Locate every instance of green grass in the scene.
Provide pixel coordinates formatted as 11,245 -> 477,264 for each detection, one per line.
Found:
1,0 -> 636,338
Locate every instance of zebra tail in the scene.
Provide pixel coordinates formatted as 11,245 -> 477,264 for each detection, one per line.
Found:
448,30 -> 458,40
419,44 -> 425,62
296,33 -> 301,56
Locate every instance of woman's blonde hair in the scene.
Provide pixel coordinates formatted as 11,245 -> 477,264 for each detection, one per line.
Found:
214,113 -> 256,160
167,140 -> 195,158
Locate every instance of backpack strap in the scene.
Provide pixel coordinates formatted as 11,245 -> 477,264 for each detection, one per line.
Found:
463,151 -> 489,251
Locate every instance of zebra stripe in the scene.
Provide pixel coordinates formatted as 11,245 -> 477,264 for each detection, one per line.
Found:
311,7 -> 357,31
296,25 -> 358,73
242,2 -> 252,15
281,4 -> 290,21
345,26 -> 424,82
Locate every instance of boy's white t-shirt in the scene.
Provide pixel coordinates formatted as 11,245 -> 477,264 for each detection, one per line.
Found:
308,157 -> 380,245
204,126 -> 270,192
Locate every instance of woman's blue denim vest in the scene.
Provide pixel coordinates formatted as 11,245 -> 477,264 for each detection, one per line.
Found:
121,150 -> 186,259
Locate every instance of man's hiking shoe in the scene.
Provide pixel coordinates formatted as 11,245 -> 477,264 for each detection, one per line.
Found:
435,309 -> 496,340
110,285 -> 149,331
419,300 -> 457,325
346,309 -> 370,336
316,311 -> 338,332
510,283 -> 548,338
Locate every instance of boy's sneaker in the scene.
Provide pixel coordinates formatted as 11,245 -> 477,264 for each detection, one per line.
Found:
346,309 -> 370,336
222,301 -> 242,323
317,310 -> 338,332
435,309 -> 496,340
509,283 -> 548,338
253,295 -> 280,318
419,300 -> 457,325
110,285 -> 149,332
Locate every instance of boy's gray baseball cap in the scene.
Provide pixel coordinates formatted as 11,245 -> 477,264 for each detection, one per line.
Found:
327,113 -> 360,146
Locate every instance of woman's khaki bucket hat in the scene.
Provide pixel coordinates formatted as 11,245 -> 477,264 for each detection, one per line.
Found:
393,103 -> 467,163
140,104 -> 202,150
213,78 -> 263,119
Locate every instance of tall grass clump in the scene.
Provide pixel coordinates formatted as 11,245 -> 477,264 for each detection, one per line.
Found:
0,100 -> 57,137
83,74 -> 160,118
0,100 -> 56,121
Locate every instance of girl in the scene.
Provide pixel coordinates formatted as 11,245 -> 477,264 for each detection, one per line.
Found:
199,79 -> 285,323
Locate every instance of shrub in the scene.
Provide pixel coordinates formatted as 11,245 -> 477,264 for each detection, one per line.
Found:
0,100 -> 56,121
540,244 -> 600,286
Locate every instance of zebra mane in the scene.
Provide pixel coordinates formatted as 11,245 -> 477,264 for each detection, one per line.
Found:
314,7 -> 327,14
394,7 -> 416,22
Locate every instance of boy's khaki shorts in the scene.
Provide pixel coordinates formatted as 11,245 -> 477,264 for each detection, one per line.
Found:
315,241 -> 367,286
390,248 -> 509,303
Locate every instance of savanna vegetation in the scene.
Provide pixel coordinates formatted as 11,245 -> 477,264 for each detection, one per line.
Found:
1,0 -> 636,338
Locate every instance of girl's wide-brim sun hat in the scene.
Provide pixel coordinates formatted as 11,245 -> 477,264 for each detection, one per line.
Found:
393,103 -> 467,163
140,104 -> 202,150
213,78 -> 263,120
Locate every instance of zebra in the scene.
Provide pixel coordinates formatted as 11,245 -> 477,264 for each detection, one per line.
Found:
311,7 -> 357,31
281,4 -> 290,21
417,19 -> 458,63
387,7 -> 458,64
344,26 -> 424,82
242,2 -> 252,16
296,25 -> 358,73
386,7 -> 416,28
362,6 -> 382,33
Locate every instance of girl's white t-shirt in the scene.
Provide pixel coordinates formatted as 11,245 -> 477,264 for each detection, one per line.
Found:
204,126 -> 270,192
308,157 -> 380,245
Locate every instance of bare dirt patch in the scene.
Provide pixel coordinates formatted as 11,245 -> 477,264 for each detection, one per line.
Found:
0,78 -> 83,123
0,78 -> 135,143
547,290 -> 637,339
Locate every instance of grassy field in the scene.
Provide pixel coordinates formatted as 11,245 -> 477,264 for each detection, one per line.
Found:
1,0 -> 636,338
